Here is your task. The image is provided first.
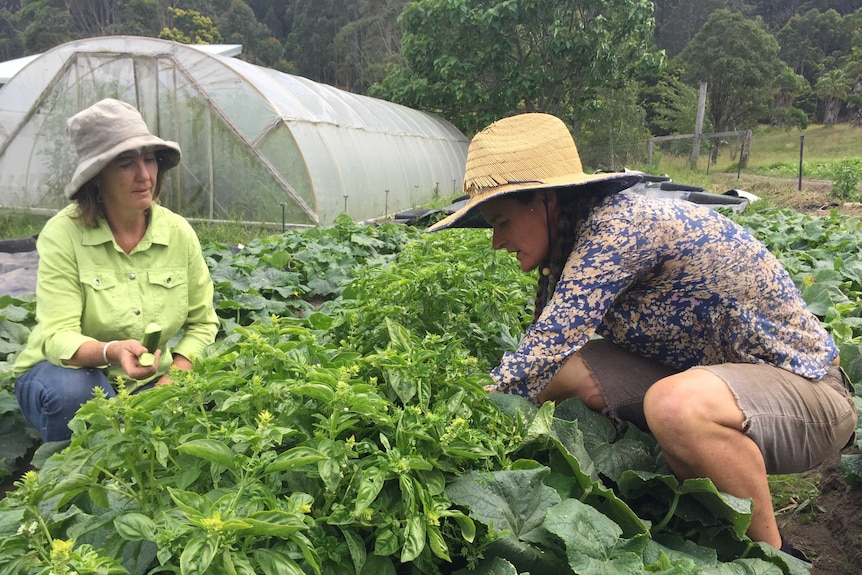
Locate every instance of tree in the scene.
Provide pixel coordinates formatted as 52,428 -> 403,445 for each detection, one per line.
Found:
0,6 -> 25,60
61,0 -> 164,37
771,67 -> 810,129
284,0 -> 352,87
159,6 -> 222,44
816,68 -> 850,125
748,0 -> 809,31
332,0 -> 405,92
842,9 -> 862,127
174,0 -> 221,18
676,10 -> 789,133
217,0 -> 279,67
776,9 -> 850,87
651,0 -> 749,58
371,0 -> 662,136
576,83 -> 652,170
643,69 -> 708,137
17,0 -> 75,53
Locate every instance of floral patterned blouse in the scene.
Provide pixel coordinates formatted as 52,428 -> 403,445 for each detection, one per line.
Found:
489,192 -> 838,399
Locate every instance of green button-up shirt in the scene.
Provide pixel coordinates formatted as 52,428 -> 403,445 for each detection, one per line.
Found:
14,203 -> 219,386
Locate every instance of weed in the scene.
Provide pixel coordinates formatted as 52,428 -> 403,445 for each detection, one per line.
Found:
770,473 -> 823,527
0,210 -> 48,239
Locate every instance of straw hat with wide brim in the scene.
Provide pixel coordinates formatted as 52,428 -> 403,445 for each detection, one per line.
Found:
425,113 -> 642,232
64,98 -> 181,199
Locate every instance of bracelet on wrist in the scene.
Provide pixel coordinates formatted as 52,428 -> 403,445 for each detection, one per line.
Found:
102,340 -> 117,366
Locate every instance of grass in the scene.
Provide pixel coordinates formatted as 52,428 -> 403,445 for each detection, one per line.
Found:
770,473 -> 824,527
0,209 -> 49,240
639,123 -> 861,184
749,124 -> 862,166
0,209 -> 275,246
188,218 -> 275,247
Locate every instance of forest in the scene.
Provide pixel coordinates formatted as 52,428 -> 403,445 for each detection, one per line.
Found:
1,0 -> 861,166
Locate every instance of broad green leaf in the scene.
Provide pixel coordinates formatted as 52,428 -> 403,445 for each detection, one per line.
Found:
440,510 -> 476,543
590,438 -> 656,483
554,397 -> 617,446
453,556 -> 519,574
168,488 -> 212,518
254,548 -> 306,575
447,467 -> 559,543
180,534 -> 219,575
340,526 -> 367,574
839,453 -> 862,487
542,498 -> 644,574
88,482 -> 109,508
243,510 -> 309,537
354,466 -> 386,515
386,317 -> 415,352
360,554 -> 397,575
222,550 -> 257,575
400,513 -> 426,563
0,508 -> 25,538
426,524 -> 451,561
523,400 -> 555,441
618,471 -> 752,538
177,438 -> 236,471
290,383 -> 335,403
266,446 -> 327,473
114,513 -> 156,541
374,527 -> 400,556
315,438 -> 343,491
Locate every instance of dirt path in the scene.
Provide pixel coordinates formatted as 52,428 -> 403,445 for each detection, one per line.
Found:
711,172 -> 862,217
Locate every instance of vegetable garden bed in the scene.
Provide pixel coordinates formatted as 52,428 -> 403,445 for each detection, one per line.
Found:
1,211 -> 861,574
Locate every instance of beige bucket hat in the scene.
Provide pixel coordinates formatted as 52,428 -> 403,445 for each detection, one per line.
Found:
64,98 -> 181,199
426,113 -> 642,232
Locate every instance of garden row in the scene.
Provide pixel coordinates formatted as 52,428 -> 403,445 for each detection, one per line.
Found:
0,211 -> 860,574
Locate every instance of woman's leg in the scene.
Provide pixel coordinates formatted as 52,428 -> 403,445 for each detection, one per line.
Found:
643,364 -> 857,548
537,352 -> 606,408
643,368 -> 780,546
15,361 -> 115,442
538,338 -> 677,430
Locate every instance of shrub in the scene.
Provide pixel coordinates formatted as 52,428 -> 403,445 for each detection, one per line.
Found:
829,160 -> 862,200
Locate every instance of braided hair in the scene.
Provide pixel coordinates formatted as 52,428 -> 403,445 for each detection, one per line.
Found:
532,183 -> 621,322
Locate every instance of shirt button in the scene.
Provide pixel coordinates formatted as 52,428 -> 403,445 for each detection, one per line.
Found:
94,278 -> 101,286
133,309 -> 141,315
128,273 -> 136,280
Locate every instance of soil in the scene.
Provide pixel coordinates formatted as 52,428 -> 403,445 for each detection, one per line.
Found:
779,449 -> 862,574
1,172 -> 860,572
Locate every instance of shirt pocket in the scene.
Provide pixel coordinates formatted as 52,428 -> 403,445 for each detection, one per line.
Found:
79,271 -> 125,332
147,269 -> 189,325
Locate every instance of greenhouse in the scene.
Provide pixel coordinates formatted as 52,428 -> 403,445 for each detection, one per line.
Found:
0,36 -> 469,227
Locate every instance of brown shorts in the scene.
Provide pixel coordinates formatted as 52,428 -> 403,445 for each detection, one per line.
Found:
579,338 -> 858,475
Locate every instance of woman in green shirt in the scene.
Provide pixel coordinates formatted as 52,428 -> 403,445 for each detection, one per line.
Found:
14,98 -> 219,442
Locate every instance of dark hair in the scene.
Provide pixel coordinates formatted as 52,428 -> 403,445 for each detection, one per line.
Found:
71,152 -> 168,228
532,183 -> 619,322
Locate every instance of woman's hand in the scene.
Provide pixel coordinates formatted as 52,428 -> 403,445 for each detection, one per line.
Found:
106,339 -> 162,380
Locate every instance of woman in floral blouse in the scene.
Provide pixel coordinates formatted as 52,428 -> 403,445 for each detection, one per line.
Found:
428,112 -> 857,561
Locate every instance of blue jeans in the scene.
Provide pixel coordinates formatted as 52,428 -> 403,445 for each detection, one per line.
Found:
15,361 -> 130,442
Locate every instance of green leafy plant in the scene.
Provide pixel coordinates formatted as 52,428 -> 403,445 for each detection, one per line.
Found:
0,315 -> 813,574
1,207 -> 861,574
829,160 -> 862,201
